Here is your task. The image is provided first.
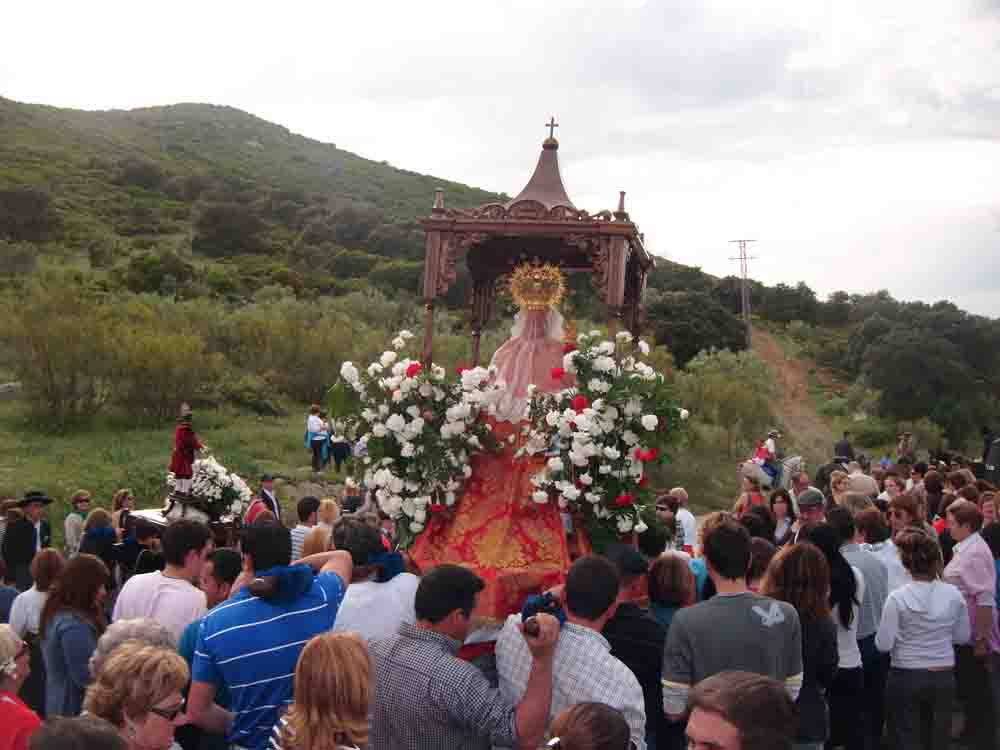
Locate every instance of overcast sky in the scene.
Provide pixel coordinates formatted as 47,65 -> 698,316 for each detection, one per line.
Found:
3,0 -> 999,316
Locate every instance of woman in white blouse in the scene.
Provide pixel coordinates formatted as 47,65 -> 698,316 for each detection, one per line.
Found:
876,528 -> 968,750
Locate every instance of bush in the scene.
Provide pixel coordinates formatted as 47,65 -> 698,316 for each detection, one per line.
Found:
0,280 -> 116,426
0,187 -> 62,242
192,203 -> 266,257
851,419 -> 897,450
0,241 -> 39,276
124,250 -> 195,294
114,158 -> 166,190
818,397 -> 849,418
221,374 -> 285,415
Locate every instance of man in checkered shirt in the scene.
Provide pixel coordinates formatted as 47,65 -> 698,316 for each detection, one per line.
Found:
369,564 -> 560,750
496,556 -> 647,749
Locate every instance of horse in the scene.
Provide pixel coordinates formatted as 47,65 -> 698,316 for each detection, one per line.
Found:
739,456 -> 804,491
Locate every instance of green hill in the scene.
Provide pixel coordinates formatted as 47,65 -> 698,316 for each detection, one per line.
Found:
0,96 -> 501,297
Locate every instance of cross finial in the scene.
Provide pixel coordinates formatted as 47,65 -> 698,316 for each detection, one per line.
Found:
545,116 -> 559,139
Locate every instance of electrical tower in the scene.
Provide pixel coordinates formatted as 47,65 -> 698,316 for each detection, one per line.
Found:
728,239 -> 757,349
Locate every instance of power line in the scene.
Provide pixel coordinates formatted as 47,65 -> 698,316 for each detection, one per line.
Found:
728,239 -> 757,349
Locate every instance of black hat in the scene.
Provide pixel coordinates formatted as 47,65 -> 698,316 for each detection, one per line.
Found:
18,490 -> 52,507
260,474 -> 275,482
605,542 -> 650,577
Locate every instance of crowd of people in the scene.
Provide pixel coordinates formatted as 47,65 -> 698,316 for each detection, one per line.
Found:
0,446 -> 998,750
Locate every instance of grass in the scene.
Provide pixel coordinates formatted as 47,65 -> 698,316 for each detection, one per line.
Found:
0,400 -> 348,544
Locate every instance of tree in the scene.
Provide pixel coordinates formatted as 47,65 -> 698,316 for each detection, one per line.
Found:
192,203 -> 266,257
819,291 -> 852,326
647,291 -> 746,368
0,187 -> 62,242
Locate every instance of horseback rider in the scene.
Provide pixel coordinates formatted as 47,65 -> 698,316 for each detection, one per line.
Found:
763,429 -> 782,486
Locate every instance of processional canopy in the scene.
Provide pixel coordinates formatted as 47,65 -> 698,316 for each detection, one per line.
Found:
419,119 -> 655,364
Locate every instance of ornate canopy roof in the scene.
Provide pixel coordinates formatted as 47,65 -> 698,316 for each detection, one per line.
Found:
418,120 -> 655,364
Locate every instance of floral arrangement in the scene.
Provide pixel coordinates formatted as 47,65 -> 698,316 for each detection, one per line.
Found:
338,330 -> 504,548
521,330 -> 688,548
166,455 -> 253,521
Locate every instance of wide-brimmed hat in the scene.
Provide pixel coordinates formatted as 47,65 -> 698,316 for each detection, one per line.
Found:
18,490 -> 52,507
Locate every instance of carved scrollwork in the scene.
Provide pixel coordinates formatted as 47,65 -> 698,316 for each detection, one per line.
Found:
433,232 -> 489,297
589,237 -> 611,303
506,200 -> 547,220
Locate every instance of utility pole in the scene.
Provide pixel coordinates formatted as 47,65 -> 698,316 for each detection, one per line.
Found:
728,239 -> 757,349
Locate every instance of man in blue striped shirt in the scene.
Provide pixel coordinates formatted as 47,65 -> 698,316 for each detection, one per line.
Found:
187,522 -> 352,750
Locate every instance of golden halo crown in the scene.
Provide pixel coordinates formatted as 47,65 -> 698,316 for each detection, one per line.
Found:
509,261 -> 566,311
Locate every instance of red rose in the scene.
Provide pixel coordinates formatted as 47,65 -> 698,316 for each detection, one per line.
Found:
638,476 -> 649,488
614,493 -> 635,507
456,366 -> 468,375
571,394 -> 589,413
551,367 -> 566,380
646,447 -> 658,461
562,342 -> 577,354
430,503 -> 447,513
406,362 -> 423,378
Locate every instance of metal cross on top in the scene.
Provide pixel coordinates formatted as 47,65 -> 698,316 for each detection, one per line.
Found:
546,116 -> 559,139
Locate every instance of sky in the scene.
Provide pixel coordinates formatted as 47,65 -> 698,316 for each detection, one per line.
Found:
3,0 -> 999,316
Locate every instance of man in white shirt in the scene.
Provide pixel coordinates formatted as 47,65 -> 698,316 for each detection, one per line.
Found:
496,556 -> 647,749
290,496 -> 319,562
113,518 -> 212,641
668,487 -> 697,555
331,517 -> 419,641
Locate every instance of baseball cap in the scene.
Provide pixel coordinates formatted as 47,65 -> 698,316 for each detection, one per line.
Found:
797,487 -> 825,509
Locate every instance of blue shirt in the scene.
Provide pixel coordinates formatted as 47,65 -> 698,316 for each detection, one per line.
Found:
192,570 -> 345,750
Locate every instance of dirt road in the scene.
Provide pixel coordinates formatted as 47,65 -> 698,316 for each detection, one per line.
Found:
751,328 -> 834,470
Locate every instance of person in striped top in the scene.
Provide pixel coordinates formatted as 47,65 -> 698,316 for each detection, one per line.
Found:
186,522 -> 352,750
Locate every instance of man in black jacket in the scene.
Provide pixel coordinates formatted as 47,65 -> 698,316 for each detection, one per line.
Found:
1,490 -> 52,590
834,431 -> 855,462
601,543 -> 671,749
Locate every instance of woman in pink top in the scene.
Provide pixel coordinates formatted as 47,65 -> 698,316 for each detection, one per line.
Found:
942,499 -> 998,749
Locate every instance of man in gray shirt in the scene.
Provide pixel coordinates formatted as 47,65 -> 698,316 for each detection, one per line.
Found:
662,520 -> 803,722
827,505 -> 890,750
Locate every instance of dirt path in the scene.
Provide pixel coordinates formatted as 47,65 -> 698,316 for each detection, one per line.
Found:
751,327 -> 834,470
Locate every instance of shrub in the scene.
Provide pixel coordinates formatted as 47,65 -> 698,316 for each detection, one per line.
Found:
0,187 -> 62,242
114,158 -> 167,190
192,203 -> 266,257
0,240 -> 39,276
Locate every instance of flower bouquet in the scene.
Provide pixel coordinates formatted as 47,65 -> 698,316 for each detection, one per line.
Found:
338,330 -> 504,548
166,455 -> 253,522
521,330 -> 688,549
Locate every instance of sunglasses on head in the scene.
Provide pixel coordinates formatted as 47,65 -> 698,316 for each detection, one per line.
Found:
149,701 -> 185,722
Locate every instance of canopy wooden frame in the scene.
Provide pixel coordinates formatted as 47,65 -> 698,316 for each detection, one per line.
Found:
419,129 -> 655,367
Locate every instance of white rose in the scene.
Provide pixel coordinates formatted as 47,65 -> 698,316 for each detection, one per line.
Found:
380,351 -> 398,367
386,414 -> 406,432
679,408 -> 690,420
616,330 -> 633,344
392,336 -> 406,350
593,356 -> 615,373
409,522 -> 425,533
603,447 -> 621,460
547,457 -> 564,473
635,519 -> 648,534
599,464 -> 611,474
579,473 -> 593,486
563,351 -> 579,373
641,414 -> 659,431
532,490 -> 549,504
367,363 -> 383,376
372,424 -> 387,438
598,341 -> 615,355
638,340 -> 650,355
617,516 -> 634,533
340,362 -> 360,383
545,410 -> 560,427
401,442 -> 415,457
399,329 -> 414,340
562,486 -> 581,501
414,509 -> 427,523
570,451 -> 589,467
585,492 -> 601,504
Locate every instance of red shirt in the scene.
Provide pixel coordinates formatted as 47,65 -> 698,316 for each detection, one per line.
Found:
0,690 -> 40,750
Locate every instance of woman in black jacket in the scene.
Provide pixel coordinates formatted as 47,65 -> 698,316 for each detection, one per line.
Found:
763,541 -> 839,749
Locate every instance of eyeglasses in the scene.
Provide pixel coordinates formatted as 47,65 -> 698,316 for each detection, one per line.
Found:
149,701 -> 185,722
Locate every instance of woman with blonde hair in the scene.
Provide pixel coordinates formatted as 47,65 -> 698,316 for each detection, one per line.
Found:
829,470 -> 850,507
301,526 -> 333,559
64,491 -> 91,558
83,642 -> 188,750
0,623 -> 40,750
271,632 -> 371,750
317,498 -> 340,531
